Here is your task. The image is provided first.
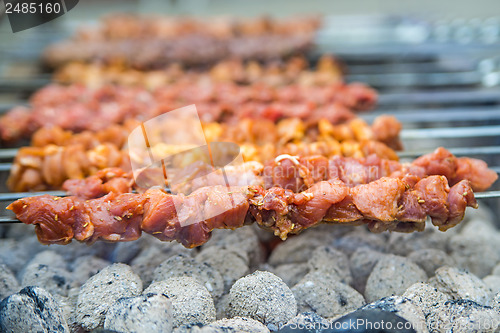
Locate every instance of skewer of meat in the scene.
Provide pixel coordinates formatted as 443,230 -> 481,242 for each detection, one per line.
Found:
45,15 -> 321,70
27,116 -> 401,151
57,147 -> 497,199
6,140 -> 397,192
54,56 -> 343,89
6,175 -> 479,248
0,82 -> 377,144
69,15 -> 321,41
7,116 -> 401,192
44,34 -> 315,69
43,14 -> 320,70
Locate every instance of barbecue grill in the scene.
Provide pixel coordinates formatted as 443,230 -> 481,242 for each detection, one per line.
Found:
2,12 -> 500,333
0,14 -> 498,219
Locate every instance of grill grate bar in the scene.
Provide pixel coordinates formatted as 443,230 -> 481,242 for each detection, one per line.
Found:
346,62 -> 478,75
363,107 -> 500,123
0,164 -> 12,172
400,125 -> 500,140
0,102 -> 28,114
398,146 -> 500,158
378,89 -> 500,106
346,71 -> 483,88
0,149 -> 20,160
0,217 -> 20,224
0,190 -> 67,201
0,78 -> 51,92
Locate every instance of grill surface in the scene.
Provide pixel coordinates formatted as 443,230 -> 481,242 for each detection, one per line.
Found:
0,15 -> 499,220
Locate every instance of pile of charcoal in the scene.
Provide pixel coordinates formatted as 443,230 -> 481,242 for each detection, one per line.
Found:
0,205 -> 500,333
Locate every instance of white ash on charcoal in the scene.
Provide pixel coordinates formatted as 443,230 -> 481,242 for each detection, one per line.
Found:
52,290 -> 79,333
431,299 -> 500,333
483,275 -> 500,295
458,204 -> 497,231
0,239 -> 33,274
195,246 -> 249,293
202,227 -> 264,269
332,228 -> 388,256
152,253 -> 223,300
228,271 -> 296,330
431,266 -> 493,305
268,236 -> 324,266
493,293 -> 500,312
16,251 -> 68,293
267,227 -> 343,267
365,254 -> 427,303
403,282 -> 452,332
69,255 -> 111,285
131,242 -> 193,286
387,223 -> 452,256
291,270 -> 365,319
103,293 -> 172,333
252,223 -> 280,244
144,276 -> 216,328
76,263 -> 143,331
0,286 -> 70,333
491,262 -> 500,275
215,293 -> 231,320
459,212 -> 499,236
448,227 -> 500,278
21,262 -> 76,297
0,265 -> 19,300
1,205 -> 500,332
268,225 -> 356,267
273,263 -> 309,287
349,248 -> 385,294
407,248 -> 456,277
174,323 -> 205,333
50,241 -> 116,263
20,250 -> 67,275
448,207 -> 500,278
307,245 -> 352,285
111,234 -> 162,264
5,223 -> 35,239
359,296 -> 428,333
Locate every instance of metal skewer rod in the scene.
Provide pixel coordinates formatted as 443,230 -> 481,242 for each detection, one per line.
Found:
400,125 -> 500,140
0,163 -> 12,171
0,217 -> 19,223
0,149 -> 20,160
398,146 -> 500,158
0,190 -> 67,201
474,191 -> 500,199
362,108 -> 500,123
